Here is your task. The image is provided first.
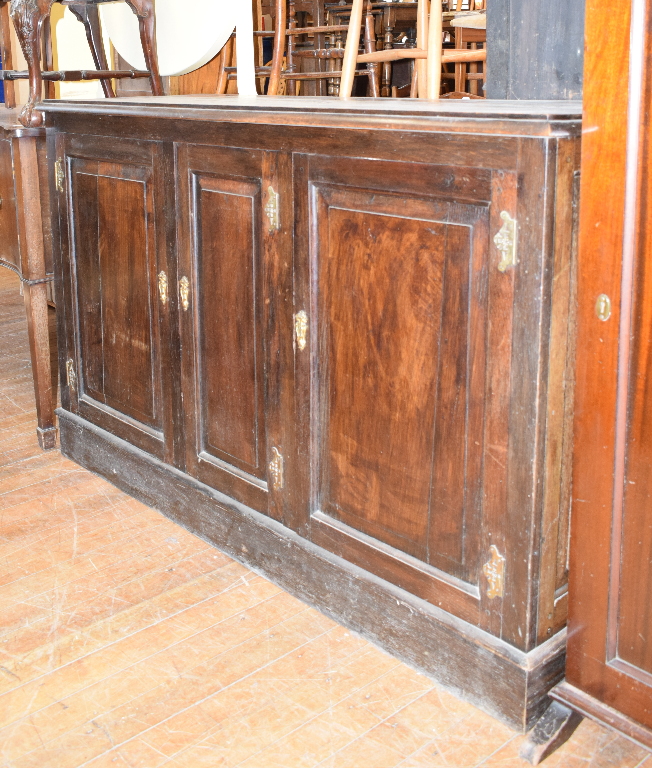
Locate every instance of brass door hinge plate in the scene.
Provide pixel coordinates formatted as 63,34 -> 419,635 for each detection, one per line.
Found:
55,159 -> 65,193
269,447 -> 284,491
179,276 -> 190,312
494,211 -> 517,272
265,186 -> 280,232
294,310 -> 308,351
483,545 -> 506,599
66,359 -> 77,392
158,271 -> 168,306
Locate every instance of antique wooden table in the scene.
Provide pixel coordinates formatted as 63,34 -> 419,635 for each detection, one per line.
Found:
43,95 -> 581,731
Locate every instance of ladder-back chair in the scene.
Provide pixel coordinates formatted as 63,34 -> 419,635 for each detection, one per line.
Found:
0,0 -> 163,127
340,0 -> 486,99
218,0 -> 379,98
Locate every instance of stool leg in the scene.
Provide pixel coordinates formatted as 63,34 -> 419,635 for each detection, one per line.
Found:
68,3 -> 115,97
125,0 -> 164,96
9,0 -> 56,127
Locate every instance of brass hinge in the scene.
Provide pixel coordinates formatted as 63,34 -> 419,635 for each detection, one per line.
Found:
483,545 -> 506,599
179,276 -> 190,312
494,211 -> 517,272
66,359 -> 77,392
158,271 -> 168,306
294,310 -> 308,351
55,159 -> 65,194
269,447 -> 284,491
265,186 -> 280,232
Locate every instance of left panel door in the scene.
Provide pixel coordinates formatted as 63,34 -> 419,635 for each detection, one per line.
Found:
55,134 -> 177,462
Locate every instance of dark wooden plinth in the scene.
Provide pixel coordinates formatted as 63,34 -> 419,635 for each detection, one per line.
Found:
59,408 -> 566,732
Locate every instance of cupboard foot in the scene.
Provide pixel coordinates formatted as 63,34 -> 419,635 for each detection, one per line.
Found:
519,700 -> 582,765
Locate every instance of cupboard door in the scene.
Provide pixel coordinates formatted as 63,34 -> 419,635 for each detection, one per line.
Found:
294,154 -> 525,631
555,0 -> 652,746
176,145 -> 294,521
57,136 -> 174,461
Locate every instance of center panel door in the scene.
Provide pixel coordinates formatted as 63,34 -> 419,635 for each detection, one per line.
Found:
294,154 -> 513,628
176,145 -> 294,521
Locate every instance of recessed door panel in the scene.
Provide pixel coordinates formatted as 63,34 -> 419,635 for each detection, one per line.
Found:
195,177 -> 263,476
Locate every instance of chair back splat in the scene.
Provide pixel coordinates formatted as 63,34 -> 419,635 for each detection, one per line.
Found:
0,0 -> 163,127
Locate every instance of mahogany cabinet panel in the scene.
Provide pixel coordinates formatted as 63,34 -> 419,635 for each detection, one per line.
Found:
55,135 -> 175,462
0,136 -> 19,272
294,152 -> 576,648
176,145 -> 295,521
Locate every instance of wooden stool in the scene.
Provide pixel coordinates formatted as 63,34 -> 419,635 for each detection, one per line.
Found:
1,0 -> 164,127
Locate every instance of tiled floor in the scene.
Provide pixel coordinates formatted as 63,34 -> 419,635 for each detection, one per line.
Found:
0,266 -> 650,768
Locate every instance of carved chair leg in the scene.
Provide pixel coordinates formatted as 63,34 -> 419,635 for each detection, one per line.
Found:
10,0 -> 56,127
124,0 -> 164,96
68,3 -> 115,97
0,0 -> 17,108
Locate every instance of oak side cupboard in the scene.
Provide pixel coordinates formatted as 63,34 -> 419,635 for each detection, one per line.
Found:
44,96 -> 581,731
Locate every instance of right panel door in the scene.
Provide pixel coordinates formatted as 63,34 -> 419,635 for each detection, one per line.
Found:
294,154 -> 520,632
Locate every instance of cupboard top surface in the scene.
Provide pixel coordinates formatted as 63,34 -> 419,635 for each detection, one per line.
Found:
42,96 -> 582,137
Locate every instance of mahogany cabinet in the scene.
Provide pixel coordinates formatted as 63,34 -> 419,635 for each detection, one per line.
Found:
45,96 -> 581,731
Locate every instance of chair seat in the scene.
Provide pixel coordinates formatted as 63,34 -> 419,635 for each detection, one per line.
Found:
450,11 -> 486,28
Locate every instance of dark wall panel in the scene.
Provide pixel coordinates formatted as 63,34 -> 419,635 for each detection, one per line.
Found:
488,0 -> 585,100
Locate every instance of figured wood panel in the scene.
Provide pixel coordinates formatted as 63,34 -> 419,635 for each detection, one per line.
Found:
322,207 -> 448,561
195,177 -> 263,475
305,168 -> 492,608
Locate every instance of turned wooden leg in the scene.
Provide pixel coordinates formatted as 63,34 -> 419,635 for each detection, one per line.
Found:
23,280 -> 56,449
125,0 -> 164,96
68,3 -> 115,97
10,0 -> 56,127
12,133 -> 56,449
363,1 -> 379,97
